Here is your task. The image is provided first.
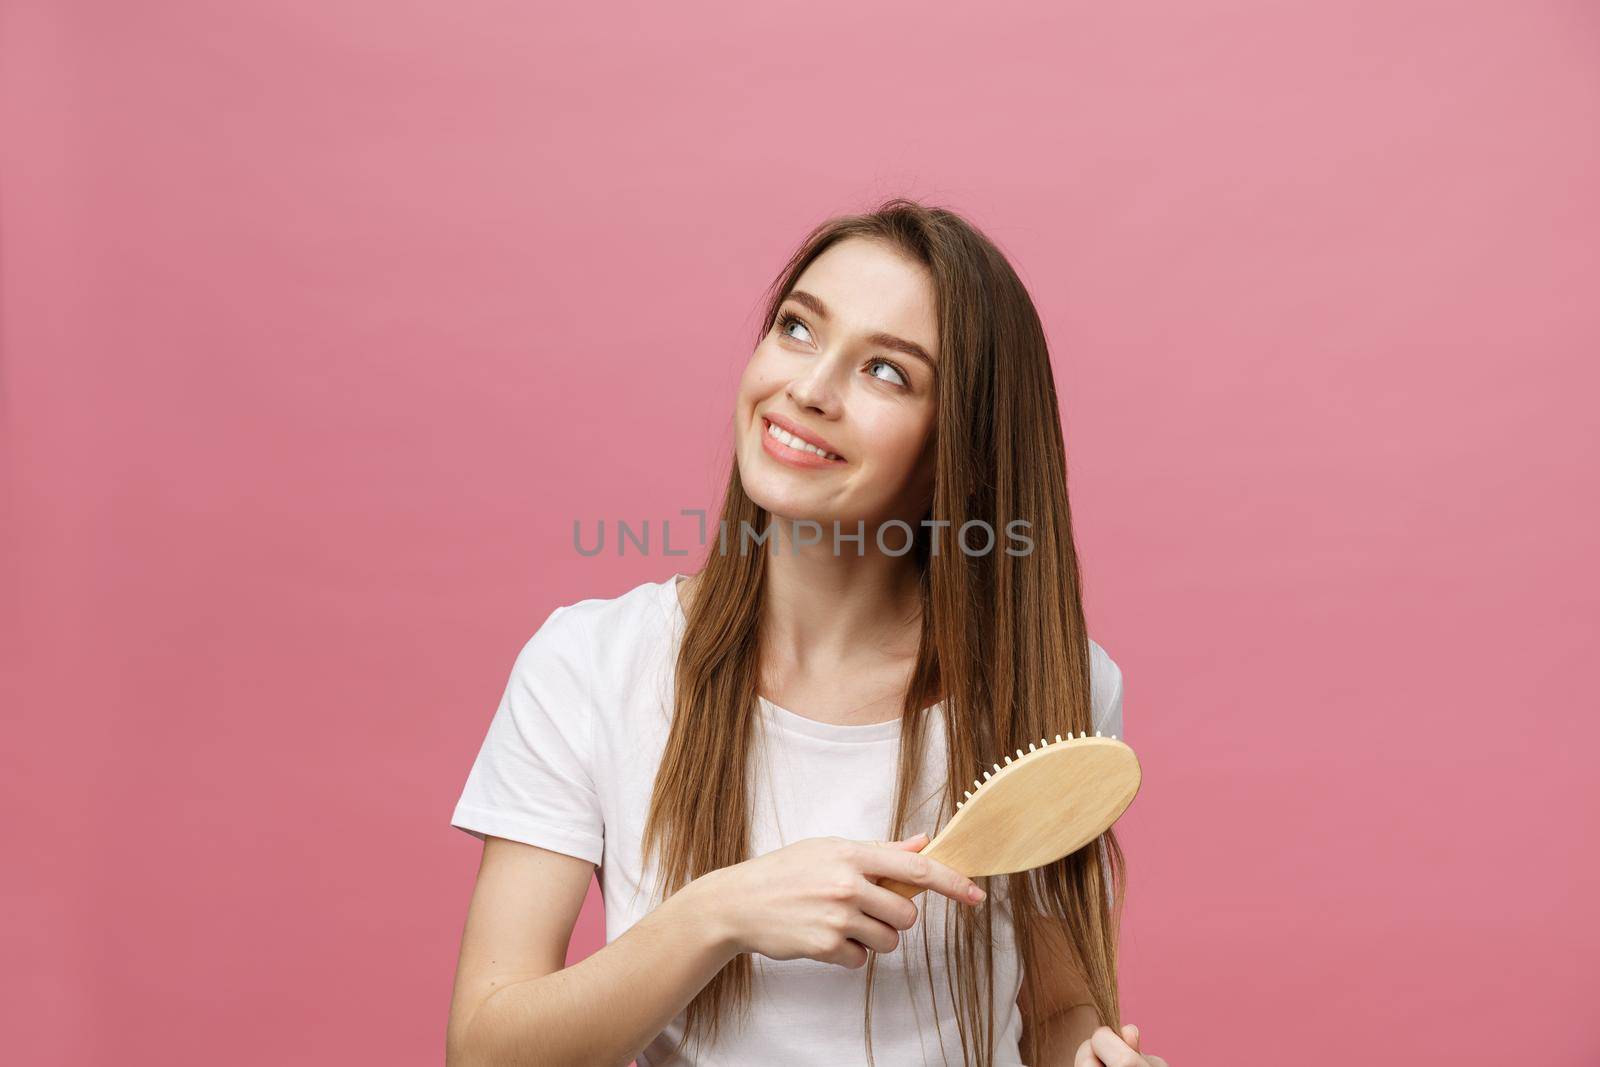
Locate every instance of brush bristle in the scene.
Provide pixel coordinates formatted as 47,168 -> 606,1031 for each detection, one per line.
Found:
953,728 -> 1130,814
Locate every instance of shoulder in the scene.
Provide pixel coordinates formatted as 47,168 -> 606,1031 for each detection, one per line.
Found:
516,574 -> 679,678
1087,638 -> 1125,736
530,574 -> 674,636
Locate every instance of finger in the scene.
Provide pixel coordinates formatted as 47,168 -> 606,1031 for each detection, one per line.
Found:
1146,1057 -> 1168,1067
855,843 -> 983,905
823,935 -> 869,969
841,911 -> 902,955
1089,1025 -> 1141,1067
1074,1037 -> 1102,1067
856,879 -> 921,930
1121,1023 -> 1140,1051
877,832 -> 929,850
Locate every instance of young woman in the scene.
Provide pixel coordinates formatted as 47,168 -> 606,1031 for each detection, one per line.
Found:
446,199 -> 1169,1067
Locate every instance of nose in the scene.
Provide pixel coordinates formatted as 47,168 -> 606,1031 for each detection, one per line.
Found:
786,354 -> 842,417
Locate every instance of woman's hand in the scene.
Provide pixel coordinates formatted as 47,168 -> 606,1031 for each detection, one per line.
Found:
1075,1023 -> 1170,1067
700,832 -> 985,968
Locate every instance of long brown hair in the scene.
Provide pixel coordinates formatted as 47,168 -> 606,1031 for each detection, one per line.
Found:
640,197 -> 1125,1066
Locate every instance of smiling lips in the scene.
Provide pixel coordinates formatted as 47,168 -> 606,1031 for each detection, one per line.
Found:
761,415 -> 846,469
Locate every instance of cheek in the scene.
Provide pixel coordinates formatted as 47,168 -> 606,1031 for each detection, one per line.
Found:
735,345 -> 789,442
855,405 -> 934,478
739,341 -> 786,397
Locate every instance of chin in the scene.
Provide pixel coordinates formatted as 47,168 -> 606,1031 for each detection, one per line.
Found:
738,438 -> 867,527
743,478 -> 817,523
738,475 -> 828,527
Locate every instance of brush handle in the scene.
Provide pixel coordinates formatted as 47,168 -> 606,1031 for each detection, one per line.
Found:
875,876 -> 928,899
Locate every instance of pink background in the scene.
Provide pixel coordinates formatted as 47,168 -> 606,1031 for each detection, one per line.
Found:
4,1 -> 1597,1064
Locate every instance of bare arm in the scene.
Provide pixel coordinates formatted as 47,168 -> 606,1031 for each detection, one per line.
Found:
447,831 -> 984,1066
446,836 -> 736,1067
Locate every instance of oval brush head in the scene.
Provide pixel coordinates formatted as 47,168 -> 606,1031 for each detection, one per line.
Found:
875,732 -> 1142,899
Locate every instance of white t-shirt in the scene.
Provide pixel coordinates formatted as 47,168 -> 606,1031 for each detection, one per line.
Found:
451,572 -> 1125,1066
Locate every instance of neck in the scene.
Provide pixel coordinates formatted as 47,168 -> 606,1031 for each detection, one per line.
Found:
756,519 -> 924,669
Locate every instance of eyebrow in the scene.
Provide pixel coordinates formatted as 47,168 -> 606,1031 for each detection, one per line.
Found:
783,289 -> 937,373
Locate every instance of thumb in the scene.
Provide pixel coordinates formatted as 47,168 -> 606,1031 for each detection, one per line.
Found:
1121,1023 -> 1140,1051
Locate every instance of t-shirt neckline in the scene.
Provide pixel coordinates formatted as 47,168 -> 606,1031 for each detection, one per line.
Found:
659,572 -> 937,745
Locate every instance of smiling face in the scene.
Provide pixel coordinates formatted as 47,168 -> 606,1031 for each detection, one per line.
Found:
734,236 -> 940,529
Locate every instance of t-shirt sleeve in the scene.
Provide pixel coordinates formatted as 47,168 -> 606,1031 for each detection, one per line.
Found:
1090,645 -> 1126,908
1091,646 -> 1125,739
1094,662 -> 1120,739
450,605 -> 605,865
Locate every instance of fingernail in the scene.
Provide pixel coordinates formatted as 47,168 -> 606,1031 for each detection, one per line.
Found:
968,885 -> 985,903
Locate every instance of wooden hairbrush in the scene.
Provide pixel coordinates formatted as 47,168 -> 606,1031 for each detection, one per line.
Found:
875,731 -> 1142,899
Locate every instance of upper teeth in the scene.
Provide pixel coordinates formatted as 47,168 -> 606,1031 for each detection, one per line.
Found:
767,420 -> 840,460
